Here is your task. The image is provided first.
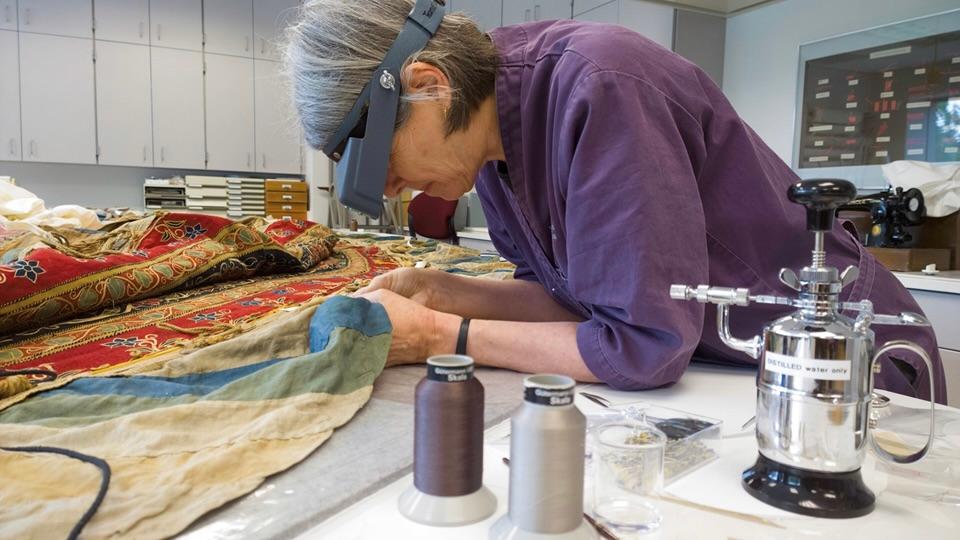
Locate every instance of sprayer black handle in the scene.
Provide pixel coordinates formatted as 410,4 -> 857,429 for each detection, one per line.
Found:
787,179 -> 857,232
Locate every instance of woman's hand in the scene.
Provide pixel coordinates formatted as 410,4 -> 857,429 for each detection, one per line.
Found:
356,268 -> 447,311
355,288 -> 459,366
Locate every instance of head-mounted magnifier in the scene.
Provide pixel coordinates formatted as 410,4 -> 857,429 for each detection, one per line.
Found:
321,0 -> 446,218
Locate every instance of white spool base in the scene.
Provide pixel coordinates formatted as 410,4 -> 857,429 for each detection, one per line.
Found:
398,484 -> 497,527
489,514 -> 598,540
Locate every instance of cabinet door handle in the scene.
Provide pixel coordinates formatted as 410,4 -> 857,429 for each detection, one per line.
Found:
24,7 -> 30,25
8,138 -> 15,155
534,4 -> 540,20
245,36 -> 250,52
160,146 -> 165,163
524,8 -> 531,21
247,152 -> 252,168
4,5 -> 11,23
262,153 -> 266,169
30,140 -> 36,157
139,21 -> 144,38
260,37 -> 266,54
143,145 -> 147,162
156,23 -> 161,41
282,194 -> 292,200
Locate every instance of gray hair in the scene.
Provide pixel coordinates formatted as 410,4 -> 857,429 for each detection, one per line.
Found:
283,0 -> 498,151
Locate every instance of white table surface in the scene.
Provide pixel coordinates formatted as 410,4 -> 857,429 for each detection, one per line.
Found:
298,365 -> 959,539
893,270 -> 960,295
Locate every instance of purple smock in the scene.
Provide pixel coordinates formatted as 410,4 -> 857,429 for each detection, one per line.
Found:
476,21 -> 947,403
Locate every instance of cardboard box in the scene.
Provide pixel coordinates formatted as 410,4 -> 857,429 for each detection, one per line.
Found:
867,247 -> 952,272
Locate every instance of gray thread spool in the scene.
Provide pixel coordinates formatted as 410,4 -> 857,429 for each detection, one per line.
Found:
398,355 -> 496,526
490,374 -> 596,540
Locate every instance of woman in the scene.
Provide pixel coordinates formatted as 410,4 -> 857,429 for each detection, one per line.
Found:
285,0 -> 946,402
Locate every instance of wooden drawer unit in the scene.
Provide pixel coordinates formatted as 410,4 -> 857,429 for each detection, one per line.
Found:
266,179 -> 307,193
265,179 -> 308,220
266,191 -> 308,204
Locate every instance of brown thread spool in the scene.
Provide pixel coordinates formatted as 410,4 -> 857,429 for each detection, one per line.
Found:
398,355 -> 496,526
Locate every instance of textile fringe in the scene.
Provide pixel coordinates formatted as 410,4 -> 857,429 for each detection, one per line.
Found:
0,375 -> 33,399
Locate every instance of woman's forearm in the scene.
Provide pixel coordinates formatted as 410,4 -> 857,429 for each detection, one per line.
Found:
430,313 -> 600,382
430,271 -> 582,322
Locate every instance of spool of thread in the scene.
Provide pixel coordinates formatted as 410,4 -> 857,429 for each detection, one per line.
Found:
490,374 -> 596,540
398,355 -> 496,526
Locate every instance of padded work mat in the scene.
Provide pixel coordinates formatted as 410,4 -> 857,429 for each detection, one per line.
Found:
181,366 -> 527,539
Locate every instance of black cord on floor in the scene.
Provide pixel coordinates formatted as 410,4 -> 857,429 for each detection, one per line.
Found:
2,446 -> 111,540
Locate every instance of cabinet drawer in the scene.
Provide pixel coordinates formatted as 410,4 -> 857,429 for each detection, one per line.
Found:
266,202 -> 307,214
266,191 -> 308,203
270,211 -> 308,221
266,179 -> 306,192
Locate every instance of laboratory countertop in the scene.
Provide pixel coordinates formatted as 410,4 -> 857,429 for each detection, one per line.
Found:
457,227 -> 492,241
893,270 -> 960,295
297,365 -> 960,540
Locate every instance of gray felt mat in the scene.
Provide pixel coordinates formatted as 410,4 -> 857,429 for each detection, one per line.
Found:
179,365 -> 526,539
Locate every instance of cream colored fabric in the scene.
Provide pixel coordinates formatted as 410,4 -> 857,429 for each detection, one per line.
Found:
0,298 -> 390,539
0,182 -> 101,228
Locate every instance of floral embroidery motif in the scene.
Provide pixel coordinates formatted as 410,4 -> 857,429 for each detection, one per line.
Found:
131,250 -> 149,258
239,300 -> 263,307
191,312 -> 220,322
11,260 -> 45,283
184,224 -> 207,240
102,337 -> 140,348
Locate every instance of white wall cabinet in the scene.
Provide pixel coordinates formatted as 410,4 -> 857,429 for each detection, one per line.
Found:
450,0 -> 502,31
95,41 -> 153,166
574,1 -> 618,23
204,0 -> 253,57
19,33 -> 96,164
618,0 -> 674,50
574,0 -> 611,16
0,30 -> 20,160
254,0 -> 299,61
152,47 -> 205,169
150,0 -> 202,51
255,59 -> 302,174
94,0 -> 149,45
205,53 -> 255,171
18,0 -> 92,39
502,1 -> 572,26
0,0 -> 17,31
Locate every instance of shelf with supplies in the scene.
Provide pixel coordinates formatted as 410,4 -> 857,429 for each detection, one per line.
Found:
144,175 -> 308,221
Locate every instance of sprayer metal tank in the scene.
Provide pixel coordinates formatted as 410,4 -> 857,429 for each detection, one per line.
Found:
670,179 -> 937,518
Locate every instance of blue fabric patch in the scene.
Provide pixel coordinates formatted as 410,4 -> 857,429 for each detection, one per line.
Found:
309,296 -> 392,353
43,358 -> 285,399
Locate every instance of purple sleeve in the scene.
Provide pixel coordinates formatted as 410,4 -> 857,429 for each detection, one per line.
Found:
560,71 -> 710,390
474,183 -> 539,282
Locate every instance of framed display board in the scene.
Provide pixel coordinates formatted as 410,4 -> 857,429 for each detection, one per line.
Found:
793,9 -> 960,190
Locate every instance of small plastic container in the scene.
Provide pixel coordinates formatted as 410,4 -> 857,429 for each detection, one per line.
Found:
586,402 -> 722,485
592,415 -> 666,536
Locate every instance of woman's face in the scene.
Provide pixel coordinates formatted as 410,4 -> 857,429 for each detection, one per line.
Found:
382,63 -> 493,201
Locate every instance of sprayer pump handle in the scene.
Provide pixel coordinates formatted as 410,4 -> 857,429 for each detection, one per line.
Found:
787,179 -> 857,232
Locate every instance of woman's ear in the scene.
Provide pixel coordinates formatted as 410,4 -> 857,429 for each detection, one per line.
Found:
401,61 -> 452,101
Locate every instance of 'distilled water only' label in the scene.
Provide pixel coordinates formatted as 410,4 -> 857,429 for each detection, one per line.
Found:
765,351 -> 852,381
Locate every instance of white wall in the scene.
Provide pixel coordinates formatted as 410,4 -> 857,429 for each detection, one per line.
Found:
723,0 -> 960,164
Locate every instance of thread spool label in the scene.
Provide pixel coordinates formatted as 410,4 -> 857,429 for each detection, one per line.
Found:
765,351 -> 851,381
427,364 -> 473,382
524,387 -> 574,406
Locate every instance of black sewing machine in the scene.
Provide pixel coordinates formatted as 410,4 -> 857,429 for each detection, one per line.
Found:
838,187 -> 926,248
